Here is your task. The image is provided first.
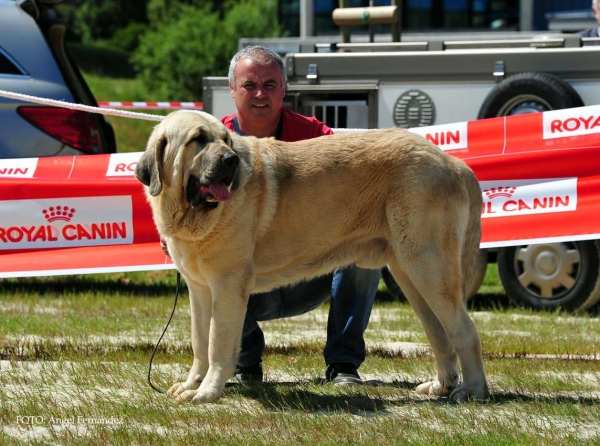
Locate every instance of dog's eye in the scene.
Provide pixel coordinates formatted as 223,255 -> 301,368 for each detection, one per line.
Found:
190,133 -> 207,146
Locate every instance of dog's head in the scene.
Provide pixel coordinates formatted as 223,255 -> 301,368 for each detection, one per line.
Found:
135,110 -> 240,210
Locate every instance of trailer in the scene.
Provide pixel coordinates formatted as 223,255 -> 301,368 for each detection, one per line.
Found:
202,33 -> 600,312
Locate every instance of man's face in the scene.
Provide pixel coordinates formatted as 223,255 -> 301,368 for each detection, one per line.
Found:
230,58 -> 285,126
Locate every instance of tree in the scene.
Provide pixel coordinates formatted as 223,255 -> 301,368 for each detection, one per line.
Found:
74,0 -> 148,43
132,0 -> 284,100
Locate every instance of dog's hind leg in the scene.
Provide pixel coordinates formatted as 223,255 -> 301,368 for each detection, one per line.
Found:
386,262 -> 459,397
168,283 -> 211,399
388,240 -> 488,402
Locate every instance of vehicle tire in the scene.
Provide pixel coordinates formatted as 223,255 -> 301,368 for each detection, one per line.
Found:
477,72 -> 584,118
497,241 -> 600,311
381,249 -> 488,301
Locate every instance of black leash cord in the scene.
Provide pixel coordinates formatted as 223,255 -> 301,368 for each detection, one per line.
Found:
148,271 -> 181,394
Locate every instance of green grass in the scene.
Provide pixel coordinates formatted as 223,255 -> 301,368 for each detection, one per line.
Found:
1,271 -> 599,445
83,73 -> 167,154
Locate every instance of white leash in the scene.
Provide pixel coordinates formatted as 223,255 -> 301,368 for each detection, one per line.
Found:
0,89 -> 164,122
0,89 -> 371,133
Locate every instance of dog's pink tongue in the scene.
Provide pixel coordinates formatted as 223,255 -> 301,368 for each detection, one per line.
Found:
209,181 -> 230,202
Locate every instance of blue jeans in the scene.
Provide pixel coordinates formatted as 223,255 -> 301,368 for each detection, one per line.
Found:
237,265 -> 381,369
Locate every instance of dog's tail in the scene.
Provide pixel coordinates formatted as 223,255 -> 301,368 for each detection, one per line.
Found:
461,167 -> 484,302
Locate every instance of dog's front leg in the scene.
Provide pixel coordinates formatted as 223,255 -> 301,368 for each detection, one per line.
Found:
168,283 -> 211,399
177,276 -> 251,404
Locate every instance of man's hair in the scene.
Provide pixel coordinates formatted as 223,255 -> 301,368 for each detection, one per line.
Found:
228,45 -> 287,88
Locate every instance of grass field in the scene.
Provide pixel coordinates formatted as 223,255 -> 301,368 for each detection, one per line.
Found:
1,269 -> 599,445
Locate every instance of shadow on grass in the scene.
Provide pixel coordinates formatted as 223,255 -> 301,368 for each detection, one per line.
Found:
469,292 -> 600,315
265,344 -> 431,359
224,380 -> 600,415
488,391 -> 600,406
468,292 -> 514,311
376,290 -> 517,312
0,274 -> 182,298
226,381 -> 397,414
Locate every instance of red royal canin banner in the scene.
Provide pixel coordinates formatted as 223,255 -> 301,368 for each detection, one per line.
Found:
1,106 -> 600,278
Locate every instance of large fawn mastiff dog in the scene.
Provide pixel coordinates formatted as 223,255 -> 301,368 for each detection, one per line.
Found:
135,110 -> 489,404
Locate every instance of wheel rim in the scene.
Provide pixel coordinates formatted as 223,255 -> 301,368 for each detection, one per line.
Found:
497,95 -> 552,116
512,243 -> 582,300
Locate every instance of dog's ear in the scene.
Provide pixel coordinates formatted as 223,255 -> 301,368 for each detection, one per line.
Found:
227,132 -> 241,192
185,125 -> 210,147
135,129 -> 167,197
223,130 -> 233,150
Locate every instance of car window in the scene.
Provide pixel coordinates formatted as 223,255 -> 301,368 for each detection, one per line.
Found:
0,48 -> 26,76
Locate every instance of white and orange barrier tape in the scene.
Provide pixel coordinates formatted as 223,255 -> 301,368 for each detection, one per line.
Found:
1,89 -> 600,277
98,101 -> 203,110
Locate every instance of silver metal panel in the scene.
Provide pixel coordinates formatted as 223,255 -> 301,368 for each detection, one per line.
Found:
287,83 -> 378,92
202,77 -> 234,116
378,82 -> 494,127
210,89 -> 235,119
300,99 -> 368,129
286,47 -> 600,83
569,82 -> 600,107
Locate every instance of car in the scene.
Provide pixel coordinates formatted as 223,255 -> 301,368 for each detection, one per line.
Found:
0,0 -> 116,158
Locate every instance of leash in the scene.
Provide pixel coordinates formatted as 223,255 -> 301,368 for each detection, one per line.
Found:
147,271 -> 181,394
0,89 -> 163,121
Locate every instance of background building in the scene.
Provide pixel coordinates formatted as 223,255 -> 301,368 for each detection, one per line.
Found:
279,0 -> 594,37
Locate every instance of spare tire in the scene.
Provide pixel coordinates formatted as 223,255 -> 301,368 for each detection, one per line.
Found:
477,72 -> 584,118
497,241 -> 600,311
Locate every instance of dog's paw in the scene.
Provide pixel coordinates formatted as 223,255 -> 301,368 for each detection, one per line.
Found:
174,388 -> 221,404
449,386 -> 470,403
449,384 -> 490,403
167,382 -> 186,397
415,380 -> 452,397
167,381 -> 199,398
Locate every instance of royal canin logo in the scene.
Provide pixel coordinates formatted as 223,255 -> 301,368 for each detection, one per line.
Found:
0,159 -> 38,178
106,153 -> 142,177
543,108 -> 600,140
43,206 -> 76,222
0,197 -> 134,250
480,179 -> 578,218
483,187 -> 517,199
408,122 -> 468,151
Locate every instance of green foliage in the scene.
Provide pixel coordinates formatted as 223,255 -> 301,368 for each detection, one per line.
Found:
68,43 -> 136,78
132,0 -> 284,100
221,0 -> 285,42
74,0 -> 148,43
146,0 -> 213,25
107,22 -> 148,53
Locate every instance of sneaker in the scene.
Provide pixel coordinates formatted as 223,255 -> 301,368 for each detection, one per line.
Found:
234,362 -> 263,383
325,363 -> 363,385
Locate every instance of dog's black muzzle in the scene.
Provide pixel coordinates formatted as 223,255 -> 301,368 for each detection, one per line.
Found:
186,152 -> 239,209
